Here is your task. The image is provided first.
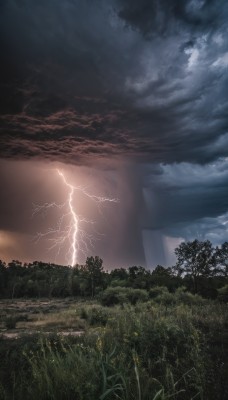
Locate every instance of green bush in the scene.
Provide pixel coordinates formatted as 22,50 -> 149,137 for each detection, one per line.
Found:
153,292 -> 176,306
126,288 -> 148,305
100,287 -> 128,306
110,279 -> 128,287
175,288 -> 205,306
149,286 -> 169,299
87,306 -> 109,326
100,287 -> 149,306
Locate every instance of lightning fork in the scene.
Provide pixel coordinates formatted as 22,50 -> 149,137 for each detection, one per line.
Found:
33,169 -> 118,266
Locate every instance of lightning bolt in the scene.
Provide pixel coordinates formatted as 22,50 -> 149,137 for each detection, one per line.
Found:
33,169 -> 118,266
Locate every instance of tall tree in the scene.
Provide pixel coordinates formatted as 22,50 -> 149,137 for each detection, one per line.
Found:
85,256 -> 104,297
174,240 -> 216,293
215,242 -> 228,277
128,266 -> 151,289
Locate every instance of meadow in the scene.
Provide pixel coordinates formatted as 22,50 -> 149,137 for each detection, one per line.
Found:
0,293 -> 227,400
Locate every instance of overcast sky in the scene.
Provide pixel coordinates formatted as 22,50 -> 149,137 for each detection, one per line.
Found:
0,0 -> 227,268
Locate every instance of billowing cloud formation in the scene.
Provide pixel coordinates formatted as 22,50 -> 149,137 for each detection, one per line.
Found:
0,1 -> 227,267
1,0 -> 228,164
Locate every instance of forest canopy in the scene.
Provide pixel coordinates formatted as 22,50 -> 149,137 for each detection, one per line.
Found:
0,240 -> 227,300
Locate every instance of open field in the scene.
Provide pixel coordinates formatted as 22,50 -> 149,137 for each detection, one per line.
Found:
0,298 -> 87,339
0,298 -> 228,400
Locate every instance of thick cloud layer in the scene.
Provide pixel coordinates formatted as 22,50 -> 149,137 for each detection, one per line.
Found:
1,0 -> 228,164
0,0 -> 227,267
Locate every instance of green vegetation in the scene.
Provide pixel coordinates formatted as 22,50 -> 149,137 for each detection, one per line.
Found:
0,299 -> 227,400
0,240 -> 227,301
0,240 -> 227,399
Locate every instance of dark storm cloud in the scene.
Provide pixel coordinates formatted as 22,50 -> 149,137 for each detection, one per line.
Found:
140,159 -> 228,241
117,0 -> 226,37
0,0 -> 228,164
0,0 -> 228,267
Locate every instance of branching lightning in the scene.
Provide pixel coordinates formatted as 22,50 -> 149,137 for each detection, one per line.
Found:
33,169 -> 118,266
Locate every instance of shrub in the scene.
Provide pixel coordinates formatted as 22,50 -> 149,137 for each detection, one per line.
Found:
175,288 -> 205,306
100,287 -> 149,306
127,288 -> 148,305
149,286 -> 169,299
100,287 -> 128,306
87,306 -> 109,326
110,279 -> 128,287
153,292 -> 176,306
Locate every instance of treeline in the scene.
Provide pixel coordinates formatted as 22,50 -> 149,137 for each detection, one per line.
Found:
0,239 -> 227,300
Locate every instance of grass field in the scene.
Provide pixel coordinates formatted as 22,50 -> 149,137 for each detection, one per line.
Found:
0,297 -> 227,400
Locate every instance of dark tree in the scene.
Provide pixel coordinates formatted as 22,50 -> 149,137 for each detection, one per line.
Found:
174,240 -> 216,293
110,268 -> 128,280
85,256 -> 104,297
151,265 -> 180,292
215,242 -> 228,276
128,266 -> 151,289
152,265 -> 172,276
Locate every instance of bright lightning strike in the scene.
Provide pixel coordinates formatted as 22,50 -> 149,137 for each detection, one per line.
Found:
33,169 -> 118,266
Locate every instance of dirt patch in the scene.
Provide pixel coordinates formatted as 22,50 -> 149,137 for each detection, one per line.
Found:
0,298 -> 86,339
0,330 -> 84,340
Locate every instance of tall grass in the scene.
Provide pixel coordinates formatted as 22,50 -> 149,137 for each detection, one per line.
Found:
0,300 -> 227,400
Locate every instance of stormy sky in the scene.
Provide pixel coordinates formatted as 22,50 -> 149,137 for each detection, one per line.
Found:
0,0 -> 228,268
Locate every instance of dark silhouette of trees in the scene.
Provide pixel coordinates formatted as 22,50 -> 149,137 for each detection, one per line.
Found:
128,266 -> 151,289
215,242 -> 228,276
151,265 -> 181,292
174,240 -> 216,293
84,256 -> 104,297
0,241 -> 227,299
